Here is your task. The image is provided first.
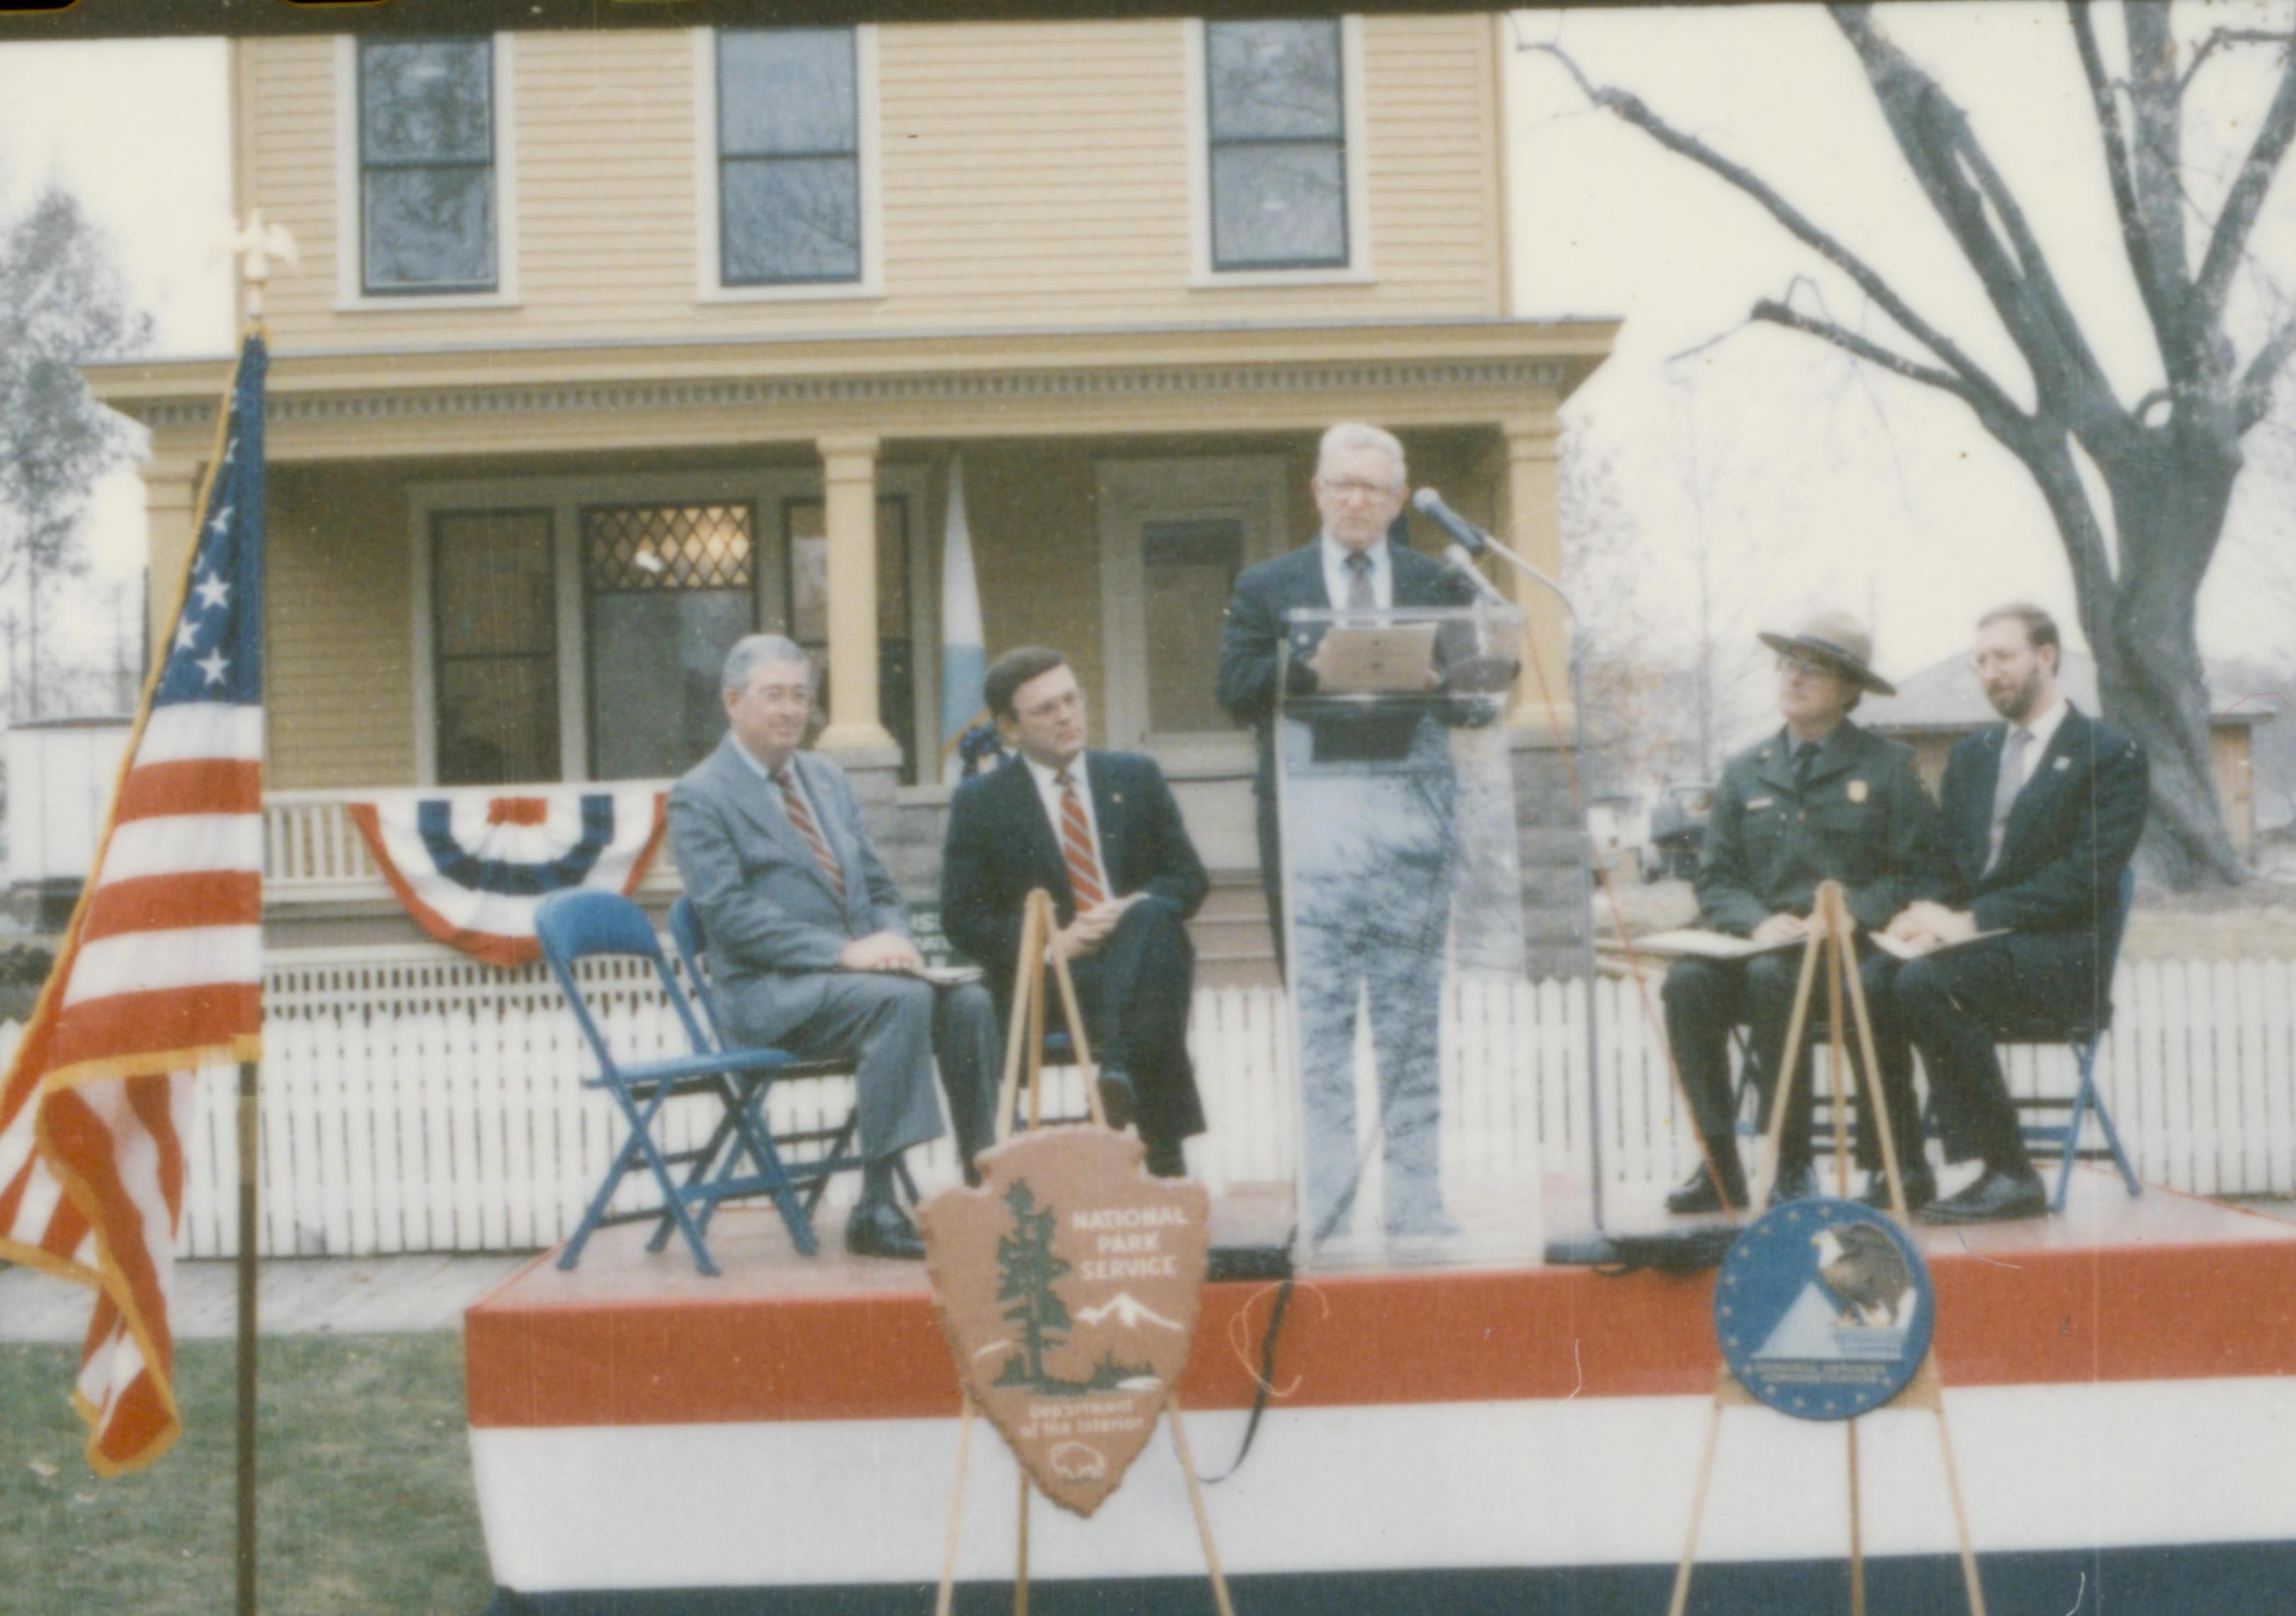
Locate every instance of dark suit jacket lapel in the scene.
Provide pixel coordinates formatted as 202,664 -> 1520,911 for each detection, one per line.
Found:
998,756 -> 1070,905
1999,705 -> 2087,870
1086,751 -> 1127,893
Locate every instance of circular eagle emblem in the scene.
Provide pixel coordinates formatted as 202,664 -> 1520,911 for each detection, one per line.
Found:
1715,1196 -> 1934,1420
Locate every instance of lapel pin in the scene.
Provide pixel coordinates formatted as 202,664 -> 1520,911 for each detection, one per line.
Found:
2053,756 -> 2070,772
1847,779 -> 1868,804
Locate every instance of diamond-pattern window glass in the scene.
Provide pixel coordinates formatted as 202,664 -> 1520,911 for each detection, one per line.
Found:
583,504 -> 758,780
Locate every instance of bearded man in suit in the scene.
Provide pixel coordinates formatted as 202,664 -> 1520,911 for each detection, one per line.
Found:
1886,603 -> 2147,1224
942,647 -> 1210,1178
668,634 -> 998,1259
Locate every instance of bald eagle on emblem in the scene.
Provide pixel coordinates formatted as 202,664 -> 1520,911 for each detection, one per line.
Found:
1811,1223 -> 1915,1328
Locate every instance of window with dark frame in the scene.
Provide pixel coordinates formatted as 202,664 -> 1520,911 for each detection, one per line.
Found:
583,504 -> 760,782
716,28 -> 864,287
358,36 -> 499,296
432,510 -> 558,786
1204,19 -> 1349,272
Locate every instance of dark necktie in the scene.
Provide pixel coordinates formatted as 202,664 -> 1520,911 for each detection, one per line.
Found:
1794,741 -> 1818,792
1344,550 -> 1375,614
772,766 -> 845,898
1986,726 -> 2032,873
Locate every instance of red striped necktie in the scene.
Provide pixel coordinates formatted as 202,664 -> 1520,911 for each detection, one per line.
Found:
1056,770 -> 1107,910
772,766 -> 846,899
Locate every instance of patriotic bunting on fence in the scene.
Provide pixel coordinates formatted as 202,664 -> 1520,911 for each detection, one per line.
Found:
349,788 -> 668,967
0,330 -> 270,1475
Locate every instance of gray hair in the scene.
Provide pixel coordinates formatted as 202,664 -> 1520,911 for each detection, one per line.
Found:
721,633 -> 813,695
1316,422 -> 1407,489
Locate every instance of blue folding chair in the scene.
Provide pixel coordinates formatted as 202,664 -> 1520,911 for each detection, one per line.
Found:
666,896 -> 912,1216
2000,864 -> 2143,1211
536,889 -> 817,1276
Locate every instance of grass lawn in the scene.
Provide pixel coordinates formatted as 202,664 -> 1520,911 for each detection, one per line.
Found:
0,1332 -> 492,1615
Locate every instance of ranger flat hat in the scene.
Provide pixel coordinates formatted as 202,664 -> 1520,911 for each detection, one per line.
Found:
1757,610 -> 1896,697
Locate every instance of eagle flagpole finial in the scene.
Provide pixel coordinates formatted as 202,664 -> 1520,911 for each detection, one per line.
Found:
214,210 -> 300,325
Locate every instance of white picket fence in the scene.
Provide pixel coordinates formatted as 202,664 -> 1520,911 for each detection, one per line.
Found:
4,950 -> 2292,1258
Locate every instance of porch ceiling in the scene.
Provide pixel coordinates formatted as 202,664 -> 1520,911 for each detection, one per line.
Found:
91,318 -> 1615,468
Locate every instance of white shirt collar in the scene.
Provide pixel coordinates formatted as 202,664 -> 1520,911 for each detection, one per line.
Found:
1023,751 -> 1088,795
1319,532 -> 1391,607
729,734 -> 793,780
2010,696 -> 2069,758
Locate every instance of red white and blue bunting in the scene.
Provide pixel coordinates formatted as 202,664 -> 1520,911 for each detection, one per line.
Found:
349,789 -> 669,967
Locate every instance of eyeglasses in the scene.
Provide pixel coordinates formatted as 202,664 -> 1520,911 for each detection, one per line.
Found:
1318,477 -> 1400,501
1776,654 -> 1842,682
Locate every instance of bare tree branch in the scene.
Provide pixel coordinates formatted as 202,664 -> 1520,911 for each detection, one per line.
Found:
2194,35 -> 2296,322
2069,3 -> 2190,376
2180,26 -> 2296,93
1830,5 -> 2123,438
1748,297 -> 1981,406
1527,39 -> 2027,427
2236,314 -> 2296,433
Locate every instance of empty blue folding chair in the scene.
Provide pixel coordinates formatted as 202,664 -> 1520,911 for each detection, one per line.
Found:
536,889 -> 817,1275
666,896 -> 911,1216
2001,863 -> 2144,1211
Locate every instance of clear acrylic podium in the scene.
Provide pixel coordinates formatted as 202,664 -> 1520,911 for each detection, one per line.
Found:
1275,602 -> 1555,1270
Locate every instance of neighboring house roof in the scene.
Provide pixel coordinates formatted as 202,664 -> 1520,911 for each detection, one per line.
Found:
1858,649 -> 2276,734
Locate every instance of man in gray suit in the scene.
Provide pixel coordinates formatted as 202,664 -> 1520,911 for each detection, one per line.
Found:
668,634 -> 998,1259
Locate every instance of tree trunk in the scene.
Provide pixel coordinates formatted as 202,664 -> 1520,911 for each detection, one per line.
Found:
2022,428 -> 2249,888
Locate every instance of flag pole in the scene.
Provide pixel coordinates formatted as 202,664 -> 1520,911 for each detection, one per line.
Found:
220,208 -> 292,1616
235,1059 -> 259,1616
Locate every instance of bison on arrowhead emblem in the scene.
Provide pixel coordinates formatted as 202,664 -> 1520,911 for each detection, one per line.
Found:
918,1128 -> 1210,1517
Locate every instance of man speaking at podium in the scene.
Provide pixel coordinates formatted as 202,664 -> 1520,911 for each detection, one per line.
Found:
1215,422 -> 1487,1245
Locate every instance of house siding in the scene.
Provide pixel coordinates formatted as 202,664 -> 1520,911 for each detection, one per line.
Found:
266,466 -> 417,790
236,15 -> 1504,352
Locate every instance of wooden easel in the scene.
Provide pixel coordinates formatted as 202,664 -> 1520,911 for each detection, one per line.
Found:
1668,880 -> 1986,1616
933,890 -> 1237,1616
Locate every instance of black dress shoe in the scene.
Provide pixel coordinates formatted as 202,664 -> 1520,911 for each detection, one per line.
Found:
1143,1139 -> 1188,1179
845,1199 -> 927,1260
1858,1165 -> 1937,1213
1666,1162 -> 1749,1216
1095,1070 -> 1137,1132
1915,1165 -> 2047,1225
1767,1161 -> 1819,1207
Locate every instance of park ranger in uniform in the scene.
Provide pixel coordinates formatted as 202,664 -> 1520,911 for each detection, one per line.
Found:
1662,611 -> 1952,1214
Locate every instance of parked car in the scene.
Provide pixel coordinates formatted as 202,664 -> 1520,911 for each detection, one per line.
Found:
1644,782 -> 1715,882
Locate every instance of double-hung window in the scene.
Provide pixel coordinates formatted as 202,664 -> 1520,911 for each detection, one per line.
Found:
716,28 -> 864,287
1203,19 -> 1351,272
356,36 -> 499,296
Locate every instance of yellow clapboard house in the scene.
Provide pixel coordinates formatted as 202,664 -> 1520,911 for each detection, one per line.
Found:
87,16 -> 1613,975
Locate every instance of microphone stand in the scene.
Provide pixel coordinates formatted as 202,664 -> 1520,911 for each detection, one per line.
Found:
1446,524 -> 1608,1232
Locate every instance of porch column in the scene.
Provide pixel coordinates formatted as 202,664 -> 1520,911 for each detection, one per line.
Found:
142,460 -> 203,663
814,433 -> 898,756
1499,417 -> 1572,732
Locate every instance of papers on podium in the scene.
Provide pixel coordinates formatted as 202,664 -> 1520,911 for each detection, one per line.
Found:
1310,622 -> 1439,694
905,963 -> 984,987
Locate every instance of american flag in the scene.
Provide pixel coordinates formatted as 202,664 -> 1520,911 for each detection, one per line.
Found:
0,332 -> 266,1475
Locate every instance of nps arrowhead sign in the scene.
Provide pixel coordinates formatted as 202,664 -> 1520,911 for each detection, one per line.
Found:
918,1128 -> 1210,1517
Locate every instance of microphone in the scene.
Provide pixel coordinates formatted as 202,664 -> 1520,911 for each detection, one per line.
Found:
1411,488 -> 1492,556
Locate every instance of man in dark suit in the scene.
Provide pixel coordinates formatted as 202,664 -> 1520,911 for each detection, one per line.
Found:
1214,422 -> 1487,1245
669,635 -> 999,1259
1662,612 -> 1951,1215
942,648 -> 1210,1178
1886,603 -> 2147,1223
1213,422 -> 1480,971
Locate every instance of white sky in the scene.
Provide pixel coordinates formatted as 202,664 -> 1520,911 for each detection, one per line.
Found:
0,9 -> 2292,712
1508,2 -> 2296,711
